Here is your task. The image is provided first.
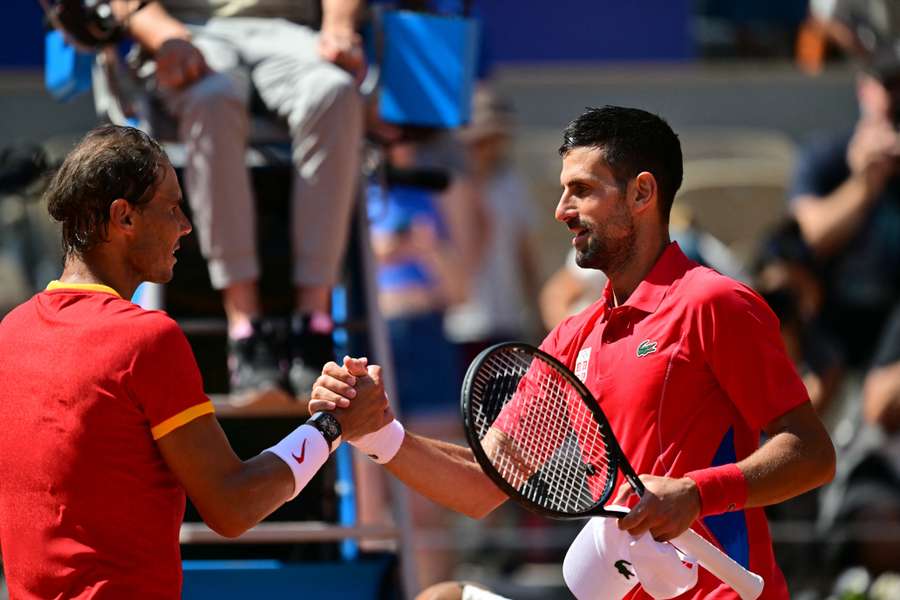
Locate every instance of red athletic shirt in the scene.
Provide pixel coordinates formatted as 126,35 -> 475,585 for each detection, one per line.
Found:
0,283 -> 214,599
540,243 -> 808,600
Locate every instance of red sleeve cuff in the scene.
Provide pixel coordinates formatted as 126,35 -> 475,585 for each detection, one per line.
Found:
685,464 -> 748,517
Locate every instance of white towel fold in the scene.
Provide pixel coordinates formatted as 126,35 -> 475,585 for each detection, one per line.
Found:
563,507 -> 699,600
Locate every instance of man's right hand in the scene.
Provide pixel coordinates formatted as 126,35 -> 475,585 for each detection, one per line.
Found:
311,357 -> 392,441
155,38 -> 210,90
847,117 -> 900,196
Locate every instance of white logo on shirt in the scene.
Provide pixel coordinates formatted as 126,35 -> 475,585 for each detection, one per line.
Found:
574,347 -> 591,382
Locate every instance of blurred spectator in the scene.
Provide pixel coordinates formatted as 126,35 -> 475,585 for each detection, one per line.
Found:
789,3 -> 900,372
863,305 -> 900,433
753,219 -> 844,416
0,143 -> 58,313
694,0 -> 808,59
539,205 -> 748,330
126,0 -> 365,401
444,90 -> 542,364
366,137 -> 476,587
367,139 -> 470,420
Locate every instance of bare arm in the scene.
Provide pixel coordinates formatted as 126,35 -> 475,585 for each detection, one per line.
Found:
793,118 -> 899,257
620,401 -> 835,541
319,0 -> 364,76
863,361 -> 900,433
384,432 -> 508,519
156,414 -> 294,538
123,2 -> 209,89
124,1 -> 190,52
310,359 -> 507,519
539,266 -> 591,330
157,367 -> 388,538
792,178 -> 877,257
743,400 -> 835,507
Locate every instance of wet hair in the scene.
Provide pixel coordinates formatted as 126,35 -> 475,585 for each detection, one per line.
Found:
559,106 -> 683,221
45,125 -> 168,256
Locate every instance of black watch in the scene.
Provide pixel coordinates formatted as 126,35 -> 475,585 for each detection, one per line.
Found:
306,412 -> 342,452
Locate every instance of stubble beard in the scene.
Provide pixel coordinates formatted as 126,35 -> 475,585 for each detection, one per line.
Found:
574,218 -> 637,275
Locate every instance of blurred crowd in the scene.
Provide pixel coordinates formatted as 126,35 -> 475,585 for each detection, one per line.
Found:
7,0 -> 900,598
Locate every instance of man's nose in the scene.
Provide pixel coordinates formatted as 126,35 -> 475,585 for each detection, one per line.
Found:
555,193 -> 575,223
180,213 -> 193,236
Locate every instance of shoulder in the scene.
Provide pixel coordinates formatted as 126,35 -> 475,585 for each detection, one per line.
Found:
680,265 -> 768,315
127,307 -> 184,341
796,130 -> 851,162
0,296 -> 36,335
678,266 -> 779,342
792,130 -> 852,185
105,302 -> 186,348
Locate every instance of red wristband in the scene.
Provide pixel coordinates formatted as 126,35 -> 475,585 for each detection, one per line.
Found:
684,464 -> 748,517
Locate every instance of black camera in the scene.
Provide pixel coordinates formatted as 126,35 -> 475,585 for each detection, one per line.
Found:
38,0 -> 147,49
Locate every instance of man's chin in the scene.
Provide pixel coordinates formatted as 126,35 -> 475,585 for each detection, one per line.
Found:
146,270 -> 175,285
575,251 -> 602,271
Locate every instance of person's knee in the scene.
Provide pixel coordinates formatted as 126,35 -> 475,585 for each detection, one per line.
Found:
178,73 -> 247,121
287,66 -> 361,130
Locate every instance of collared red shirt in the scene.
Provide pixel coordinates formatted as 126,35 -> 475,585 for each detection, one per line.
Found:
541,242 -> 807,600
0,282 -> 214,599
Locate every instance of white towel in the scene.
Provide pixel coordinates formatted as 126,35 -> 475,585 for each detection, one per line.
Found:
563,507 -> 699,600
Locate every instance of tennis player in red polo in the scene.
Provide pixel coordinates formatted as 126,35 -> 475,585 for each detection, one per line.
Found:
310,106 -> 836,598
0,126 -> 388,599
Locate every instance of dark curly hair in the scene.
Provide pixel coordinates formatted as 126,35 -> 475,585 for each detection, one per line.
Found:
45,125 -> 169,256
559,106 -> 683,221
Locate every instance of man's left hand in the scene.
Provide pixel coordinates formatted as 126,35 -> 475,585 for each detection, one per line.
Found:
318,28 -> 365,81
617,475 -> 701,542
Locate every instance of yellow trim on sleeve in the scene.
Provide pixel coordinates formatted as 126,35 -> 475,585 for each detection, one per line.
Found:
151,400 -> 216,440
46,280 -> 122,298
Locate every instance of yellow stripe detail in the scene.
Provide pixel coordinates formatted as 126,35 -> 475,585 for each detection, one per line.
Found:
151,401 -> 216,440
46,280 -> 121,298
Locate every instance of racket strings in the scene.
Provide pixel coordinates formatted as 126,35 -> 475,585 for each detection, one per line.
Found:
470,349 -> 615,514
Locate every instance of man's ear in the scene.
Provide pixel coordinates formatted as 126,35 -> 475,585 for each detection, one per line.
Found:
108,198 -> 135,234
631,171 -> 658,215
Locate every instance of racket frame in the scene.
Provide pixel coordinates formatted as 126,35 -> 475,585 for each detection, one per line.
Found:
460,341 -> 642,520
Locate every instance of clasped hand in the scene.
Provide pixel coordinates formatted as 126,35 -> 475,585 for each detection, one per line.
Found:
310,356 -> 393,441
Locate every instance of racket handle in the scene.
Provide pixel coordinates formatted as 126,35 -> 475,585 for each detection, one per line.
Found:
672,528 -> 764,600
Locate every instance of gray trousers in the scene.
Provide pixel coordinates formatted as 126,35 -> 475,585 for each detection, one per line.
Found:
157,18 -> 362,290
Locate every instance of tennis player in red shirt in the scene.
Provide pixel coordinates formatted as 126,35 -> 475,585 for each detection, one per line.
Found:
0,125 -> 388,599
310,106 -> 836,598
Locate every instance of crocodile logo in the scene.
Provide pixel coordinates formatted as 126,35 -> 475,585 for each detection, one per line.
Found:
636,339 -> 658,358
615,559 -> 635,579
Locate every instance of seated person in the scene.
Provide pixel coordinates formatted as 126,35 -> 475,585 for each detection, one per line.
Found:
126,0 -> 365,400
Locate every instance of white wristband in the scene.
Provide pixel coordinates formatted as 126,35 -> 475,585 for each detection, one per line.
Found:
350,419 -> 405,464
264,424 -> 330,500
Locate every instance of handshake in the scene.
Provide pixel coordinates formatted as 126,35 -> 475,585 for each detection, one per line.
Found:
309,356 -> 405,464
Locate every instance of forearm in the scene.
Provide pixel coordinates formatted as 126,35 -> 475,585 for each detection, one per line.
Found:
792,176 -> 875,257
125,2 -> 190,52
424,247 -> 469,306
739,426 -> 835,509
863,362 -> 900,432
385,432 -> 507,519
321,0 -> 362,33
201,453 -> 295,537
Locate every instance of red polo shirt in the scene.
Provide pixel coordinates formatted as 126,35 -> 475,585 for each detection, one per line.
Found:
0,282 -> 214,599
541,243 -> 807,600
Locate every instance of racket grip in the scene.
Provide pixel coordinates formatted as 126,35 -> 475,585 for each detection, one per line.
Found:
672,528 -> 764,600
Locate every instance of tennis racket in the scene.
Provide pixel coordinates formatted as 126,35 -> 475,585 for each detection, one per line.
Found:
460,342 -> 764,600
